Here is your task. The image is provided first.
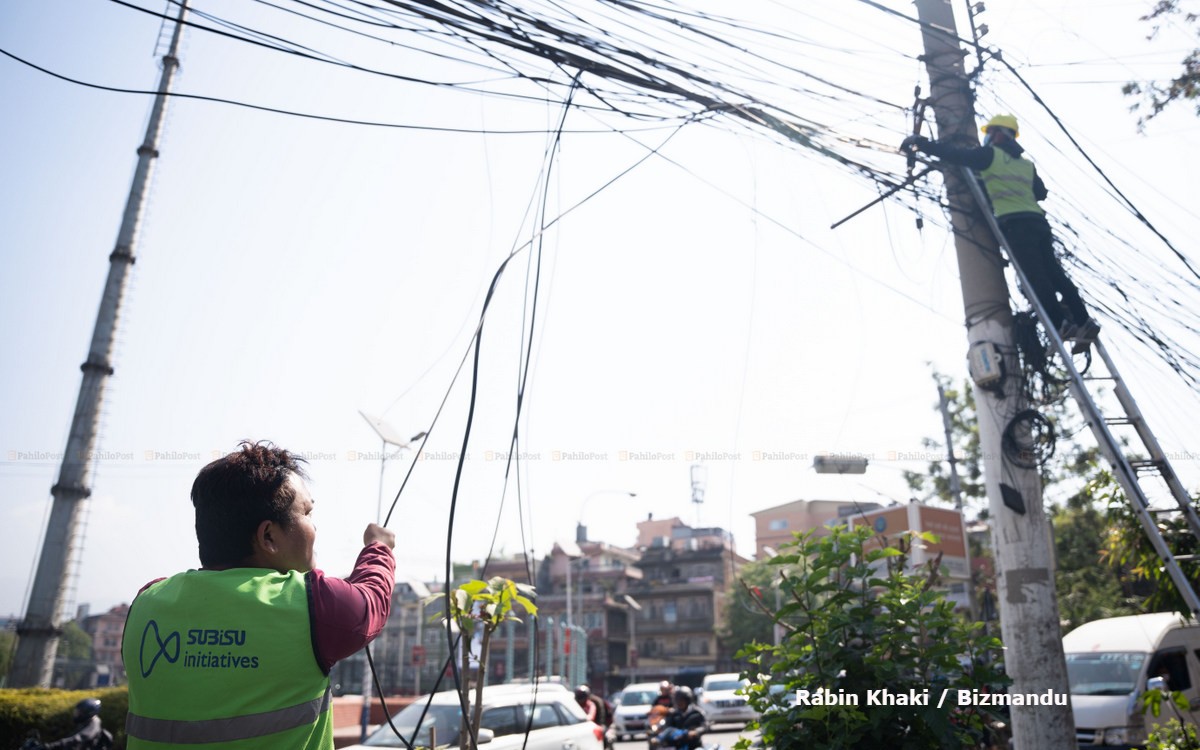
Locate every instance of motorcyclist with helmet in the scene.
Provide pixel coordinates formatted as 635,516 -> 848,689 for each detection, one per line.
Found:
649,687 -> 706,750
646,679 -> 674,733
575,684 -> 615,750
23,698 -> 112,750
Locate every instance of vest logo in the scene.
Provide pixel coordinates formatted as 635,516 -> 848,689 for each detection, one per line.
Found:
139,619 -> 181,678
187,628 -> 246,646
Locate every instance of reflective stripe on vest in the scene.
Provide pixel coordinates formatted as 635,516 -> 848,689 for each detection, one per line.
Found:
978,146 -> 1044,218
122,569 -> 332,749
126,687 -> 330,744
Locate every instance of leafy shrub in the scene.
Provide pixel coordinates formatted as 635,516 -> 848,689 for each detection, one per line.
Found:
735,524 -> 1008,750
1144,686 -> 1200,750
0,687 -> 127,749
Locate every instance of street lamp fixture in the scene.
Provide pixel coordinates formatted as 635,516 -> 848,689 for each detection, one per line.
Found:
813,455 -> 869,474
359,410 -> 426,523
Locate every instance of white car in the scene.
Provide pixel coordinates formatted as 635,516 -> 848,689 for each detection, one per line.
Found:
697,673 -> 758,727
346,683 -> 605,750
611,682 -> 669,741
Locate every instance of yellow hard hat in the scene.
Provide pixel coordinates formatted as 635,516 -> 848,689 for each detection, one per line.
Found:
982,114 -> 1019,137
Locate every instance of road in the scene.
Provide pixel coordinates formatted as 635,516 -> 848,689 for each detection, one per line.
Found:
614,723 -> 758,750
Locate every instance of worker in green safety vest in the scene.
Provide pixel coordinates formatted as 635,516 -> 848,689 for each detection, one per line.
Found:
122,441 -> 396,749
901,114 -> 1100,347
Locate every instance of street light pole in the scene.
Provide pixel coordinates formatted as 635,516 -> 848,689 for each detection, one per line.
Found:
937,380 -> 979,621
571,489 -> 636,629
623,594 -> 641,682
565,552 -> 574,628
357,411 -> 424,740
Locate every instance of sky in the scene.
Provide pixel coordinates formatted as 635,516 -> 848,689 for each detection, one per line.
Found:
2,0 -> 1198,621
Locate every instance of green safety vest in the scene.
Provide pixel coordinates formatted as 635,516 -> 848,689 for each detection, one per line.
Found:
978,146 -> 1045,218
122,569 -> 333,749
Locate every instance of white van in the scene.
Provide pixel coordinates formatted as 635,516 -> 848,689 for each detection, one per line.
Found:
1063,612 -> 1200,747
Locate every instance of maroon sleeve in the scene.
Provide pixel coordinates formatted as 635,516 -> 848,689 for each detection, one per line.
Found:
137,577 -> 166,596
307,542 -> 396,673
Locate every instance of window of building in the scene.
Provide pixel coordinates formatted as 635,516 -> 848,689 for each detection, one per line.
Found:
768,519 -> 788,531
664,601 -> 677,624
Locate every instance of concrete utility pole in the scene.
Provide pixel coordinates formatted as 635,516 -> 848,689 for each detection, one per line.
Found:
10,0 -> 190,687
913,1 -> 1075,746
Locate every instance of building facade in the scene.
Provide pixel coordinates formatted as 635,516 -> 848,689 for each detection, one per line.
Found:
750,498 -> 882,557
81,603 -> 129,687
627,517 -> 746,683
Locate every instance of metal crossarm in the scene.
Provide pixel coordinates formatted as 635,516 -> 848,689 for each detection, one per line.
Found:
962,167 -> 1200,617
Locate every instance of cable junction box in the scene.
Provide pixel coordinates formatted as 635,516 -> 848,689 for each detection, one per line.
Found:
968,341 -> 1004,386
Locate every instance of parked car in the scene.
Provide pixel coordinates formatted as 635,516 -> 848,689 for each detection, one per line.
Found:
345,683 -> 604,750
612,682 -> 668,741
697,673 -> 758,727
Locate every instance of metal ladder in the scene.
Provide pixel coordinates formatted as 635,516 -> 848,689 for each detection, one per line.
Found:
963,168 -> 1200,617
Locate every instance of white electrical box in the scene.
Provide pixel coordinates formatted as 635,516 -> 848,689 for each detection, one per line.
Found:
968,341 -> 1004,386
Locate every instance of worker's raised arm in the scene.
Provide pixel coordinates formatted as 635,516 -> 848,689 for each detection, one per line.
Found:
900,135 -> 994,171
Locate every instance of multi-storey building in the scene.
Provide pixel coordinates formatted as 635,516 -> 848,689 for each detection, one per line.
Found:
750,498 -> 882,557
336,516 -> 747,699
81,603 -> 129,686
626,516 -> 746,683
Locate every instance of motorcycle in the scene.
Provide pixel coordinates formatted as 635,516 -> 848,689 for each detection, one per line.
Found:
647,716 -> 718,750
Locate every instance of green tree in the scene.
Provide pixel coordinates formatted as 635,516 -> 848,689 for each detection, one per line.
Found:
1051,490 -> 1139,631
736,525 -> 1008,750
1094,469 -> 1200,616
57,621 -> 94,690
1144,683 -> 1200,749
719,559 -> 775,666
437,577 -> 536,750
906,371 -> 1147,627
0,630 -> 15,684
902,375 -> 986,509
1123,1 -> 1200,127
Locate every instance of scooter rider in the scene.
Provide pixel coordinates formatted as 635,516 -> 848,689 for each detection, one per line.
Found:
652,688 -> 706,750
28,698 -> 112,749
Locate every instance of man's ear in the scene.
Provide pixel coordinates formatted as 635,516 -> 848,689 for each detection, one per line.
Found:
253,519 -> 278,555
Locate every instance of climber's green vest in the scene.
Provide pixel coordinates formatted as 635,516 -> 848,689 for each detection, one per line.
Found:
122,569 -> 333,749
979,146 -> 1045,218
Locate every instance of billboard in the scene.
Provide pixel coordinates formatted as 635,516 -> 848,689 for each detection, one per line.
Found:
851,503 -> 969,579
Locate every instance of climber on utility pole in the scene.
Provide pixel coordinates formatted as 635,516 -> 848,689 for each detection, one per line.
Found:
901,114 -> 1100,351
